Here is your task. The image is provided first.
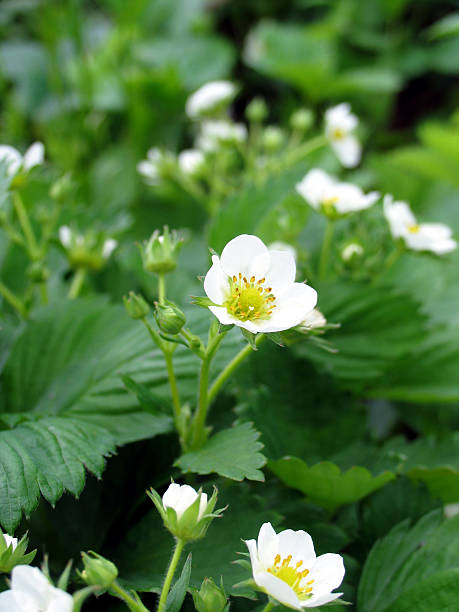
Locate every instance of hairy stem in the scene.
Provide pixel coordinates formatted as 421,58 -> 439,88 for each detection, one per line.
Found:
157,539 -> 185,612
110,581 -> 150,612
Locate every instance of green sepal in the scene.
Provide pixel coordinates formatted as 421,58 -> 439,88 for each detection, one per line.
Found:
57,559 -> 73,591
232,559 -> 252,570
266,331 -> 284,347
218,323 -> 234,334
178,493 -> 203,535
146,487 -> 168,522
158,332 -> 189,347
191,296 -> 219,308
0,532 -> 37,573
241,328 -> 258,350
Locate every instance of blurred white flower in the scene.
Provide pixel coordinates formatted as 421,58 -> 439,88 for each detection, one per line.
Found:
245,522 -> 345,609
102,238 -> 118,259
1,532 -> 18,551
196,120 -> 247,152
299,308 -> 327,330
137,147 -> 164,185
186,81 -> 236,119
162,483 -> 208,521
178,149 -> 205,176
384,195 -> 457,255
204,234 -> 317,334
296,169 -> 379,216
0,565 -> 73,612
341,242 -> 364,261
324,103 -> 361,168
0,142 -> 45,177
268,241 -> 297,262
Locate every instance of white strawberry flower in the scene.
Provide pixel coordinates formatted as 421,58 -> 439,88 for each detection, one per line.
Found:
186,81 -> 236,119
245,522 -> 345,610
0,142 -> 45,177
1,532 -> 18,551
0,565 -> 73,612
204,234 -> 317,334
324,103 -> 361,167
178,149 -> 205,176
296,169 -> 379,216
137,147 -> 164,185
162,483 -> 208,521
384,195 -> 457,255
196,120 -> 247,152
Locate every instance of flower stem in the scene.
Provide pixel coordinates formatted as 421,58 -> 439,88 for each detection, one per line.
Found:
207,334 -> 264,406
164,350 -> 183,438
283,134 -> 327,167
157,538 -> 185,612
318,219 -> 335,280
0,281 -> 27,318
39,282 -> 48,305
68,268 -> 86,299
158,274 -> 166,305
13,191 -> 39,258
190,331 -> 226,449
110,580 -> 150,612
261,601 -> 276,612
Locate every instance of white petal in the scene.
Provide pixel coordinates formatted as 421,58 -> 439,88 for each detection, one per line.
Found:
296,169 -> 335,208
254,571 -> 303,610
0,145 -> 22,176
0,590 -> 37,612
178,149 -> 205,174
332,135 -> 361,168
277,529 -> 316,569
137,160 -> 159,182
204,256 -> 228,304
302,591 -> 343,608
175,485 -> 199,519
102,239 -> 117,259
207,305 -> 239,326
23,142 -> 45,170
257,522 -> 279,568
259,283 -> 317,333
309,553 -> 345,594
245,538 -> 262,574
186,81 -> 236,118
59,226 -> 72,248
162,483 -> 181,509
198,493 -> 208,520
47,587 -> 74,612
3,533 -> 18,550
11,565 -> 49,607
265,250 -> 296,296
220,235 -> 270,279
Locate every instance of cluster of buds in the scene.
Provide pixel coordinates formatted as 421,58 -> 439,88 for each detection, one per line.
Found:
148,483 -> 225,542
59,225 -> 117,271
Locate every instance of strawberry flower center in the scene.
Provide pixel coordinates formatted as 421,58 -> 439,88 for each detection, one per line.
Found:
267,554 -> 314,601
224,273 -> 276,321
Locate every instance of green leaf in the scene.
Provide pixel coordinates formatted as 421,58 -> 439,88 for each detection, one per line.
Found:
385,569 -> 459,612
175,423 -> 266,481
269,456 -> 394,512
115,483 -> 279,594
358,511 -> 459,612
166,553 -> 192,612
208,163 -> 306,254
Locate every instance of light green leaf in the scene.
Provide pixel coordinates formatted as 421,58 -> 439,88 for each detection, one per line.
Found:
269,456 -> 394,512
175,423 -> 266,481
166,553 -> 192,612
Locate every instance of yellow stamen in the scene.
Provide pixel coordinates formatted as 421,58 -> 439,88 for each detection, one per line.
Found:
267,554 -> 314,600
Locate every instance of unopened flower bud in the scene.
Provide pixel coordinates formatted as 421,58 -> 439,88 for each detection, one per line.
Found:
245,97 -> 268,123
80,551 -> 118,590
141,227 -> 183,275
290,108 -> 314,132
123,292 -> 150,320
50,173 -> 73,202
191,578 -> 228,612
263,126 -> 284,151
155,301 -> 186,334
341,242 -> 364,262
0,531 -> 36,573
148,483 -> 224,542
27,262 -> 49,283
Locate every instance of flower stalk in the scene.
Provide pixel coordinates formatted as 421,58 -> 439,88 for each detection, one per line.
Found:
68,268 -> 87,299
109,581 -> 150,612
319,219 -> 335,280
157,538 -> 185,612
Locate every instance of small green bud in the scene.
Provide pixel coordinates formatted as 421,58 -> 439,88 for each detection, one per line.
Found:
123,292 -> 150,320
191,578 -> 229,612
155,300 -> 186,335
141,226 -> 183,275
27,262 -> 49,283
245,97 -> 268,123
262,126 -> 284,151
290,108 -> 314,132
50,173 -> 73,202
80,551 -> 118,590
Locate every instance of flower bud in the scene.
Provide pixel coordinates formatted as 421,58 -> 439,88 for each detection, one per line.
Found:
50,173 -> 73,202
80,551 -> 118,590
155,300 -> 186,335
191,578 -> 229,612
141,227 -> 183,275
123,292 -> 150,320
147,483 -> 224,542
290,108 -> 314,132
0,531 -> 36,573
27,262 -> 49,283
245,97 -> 268,123
262,126 -> 284,152
341,242 -> 364,262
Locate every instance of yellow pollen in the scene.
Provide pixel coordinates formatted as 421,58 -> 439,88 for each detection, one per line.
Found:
267,554 -> 314,601
408,224 -> 420,234
332,127 -> 345,140
224,273 -> 277,322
